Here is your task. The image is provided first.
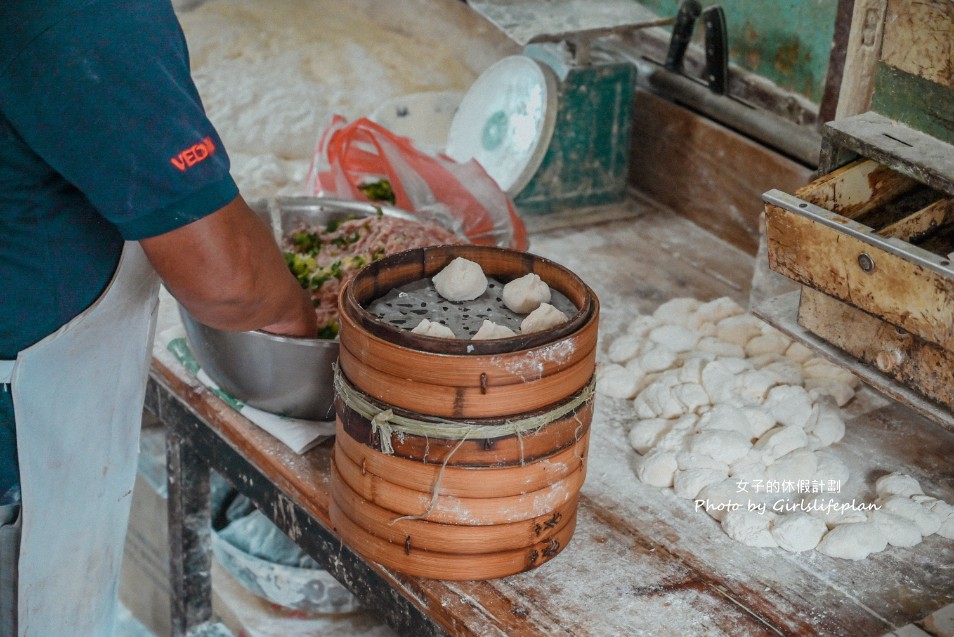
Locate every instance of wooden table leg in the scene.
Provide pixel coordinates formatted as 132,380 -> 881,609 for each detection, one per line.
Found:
166,428 -> 213,637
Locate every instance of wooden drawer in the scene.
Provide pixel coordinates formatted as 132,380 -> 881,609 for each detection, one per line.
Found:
763,158 -> 954,410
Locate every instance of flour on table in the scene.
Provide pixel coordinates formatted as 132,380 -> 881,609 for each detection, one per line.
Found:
599,295 -> 954,560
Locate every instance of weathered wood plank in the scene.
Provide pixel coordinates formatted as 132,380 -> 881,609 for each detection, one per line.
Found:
877,197 -> 954,243
795,158 -> 919,220
764,200 -> 954,350
754,291 -> 954,434
822,112 -> 954,197
798,286 -> 954,410
835,0 -> 887,120
629,90 -> 813,256
880,0 -> 953,89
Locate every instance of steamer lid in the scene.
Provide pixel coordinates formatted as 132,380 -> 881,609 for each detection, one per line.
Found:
445,55 -> 557,196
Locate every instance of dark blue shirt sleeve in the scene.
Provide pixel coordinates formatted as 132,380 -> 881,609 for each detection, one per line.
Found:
0,0 -> 238,240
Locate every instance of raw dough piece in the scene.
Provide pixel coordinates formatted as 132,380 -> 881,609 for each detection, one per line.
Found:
608,333 -> 642,363
633,383 -> 684,420
715,314 -> 765,347
801,358 -> 860,388
695,337 -> 745,359
687,430 -> 751,465
638,345 -> 678,373
695,404 -> 752,437
673,468 -> 727,499
784,342 -> 815,364
410,319 -> 455,338
762,385 -> 813,429
432,257 -> 487,301
735,369 -> 776,403
652,297 -> 701,326
803,495 -> 869,527
874,472 -> 924,498
813,451 -> 850,488
502,272 -> 550,313
626,314 -> 659,337
758,358 -> 804,386
877,495 -> 943,536
596,364 -> 640,400
764,448 -> 818,485
648,324 -> 700,353
744,332 -> 791,357
815,522 -> 887,560
741,406 -> 776,438
928,501 -> 954,539
729,450 -> 766,481
696,479 -> 748,522
701,360 -> 742,404
771,513 -> 827,552
721,509 -> 777,547
869,509 -> 923,548
636,450 -> 679,487
623,359 -> 649,391
687,296 -> 744,330
804,402 -> 846,449
677,357 -> 706,385
718,357 -> 751,375
520,303 -> 568,334
627,418 -> 672,454
805,379 -> 855,407
673,382 -> 710,413
676,451 -> 729,473
472,320 -> 515,340
654,419 -> 694,452
754,426 -> 808,464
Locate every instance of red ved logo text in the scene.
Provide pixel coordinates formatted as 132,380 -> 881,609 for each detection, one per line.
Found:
170,137 -> 216,171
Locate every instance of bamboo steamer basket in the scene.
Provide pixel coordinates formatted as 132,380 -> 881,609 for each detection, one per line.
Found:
337,244 -> 598,419
331,245 -> 598,580
334,386 -> 592,467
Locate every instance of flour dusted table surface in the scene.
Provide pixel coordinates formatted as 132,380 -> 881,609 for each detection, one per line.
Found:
146,199 -> 954,637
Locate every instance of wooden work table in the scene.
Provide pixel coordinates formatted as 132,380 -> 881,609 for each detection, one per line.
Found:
146,197 -> 954,637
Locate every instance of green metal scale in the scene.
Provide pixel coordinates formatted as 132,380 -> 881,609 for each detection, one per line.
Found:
448,0 -> 670,214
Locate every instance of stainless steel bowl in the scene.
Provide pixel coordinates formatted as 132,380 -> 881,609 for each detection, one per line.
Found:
179,196 -> 447,420
180,308 -> 339,420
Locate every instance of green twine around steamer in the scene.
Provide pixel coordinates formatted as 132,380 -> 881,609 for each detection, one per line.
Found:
332,363 -> 595,457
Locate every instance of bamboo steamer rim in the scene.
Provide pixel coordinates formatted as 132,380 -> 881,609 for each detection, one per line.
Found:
336,291 -> 600,387
334,417 -> 589,498
336,394 -> 593,467
334,370 -> 595,435
329,485 -> 578,580
329,472 -> 577,554
340,244 -> 598,356
338,338 -> 596,419
331,444 -> 587,525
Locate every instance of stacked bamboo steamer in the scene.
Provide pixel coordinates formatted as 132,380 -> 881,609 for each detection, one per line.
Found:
331,245 -> 598,580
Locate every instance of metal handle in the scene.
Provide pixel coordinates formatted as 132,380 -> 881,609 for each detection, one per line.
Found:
664,0 -> 702,73
702,5 -> 729,95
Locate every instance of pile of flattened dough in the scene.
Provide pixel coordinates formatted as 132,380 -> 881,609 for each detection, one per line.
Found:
597,296 -> 954,560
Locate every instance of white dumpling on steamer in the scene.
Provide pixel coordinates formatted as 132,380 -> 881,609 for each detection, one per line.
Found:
472,320 -> 516,340
520,303 -> 568,334
432,257 -> 487,302
502,273 -> 551,314
411,318 -> 456,338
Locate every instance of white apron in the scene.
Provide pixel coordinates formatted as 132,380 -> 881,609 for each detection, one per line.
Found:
1,242 -> 159,637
